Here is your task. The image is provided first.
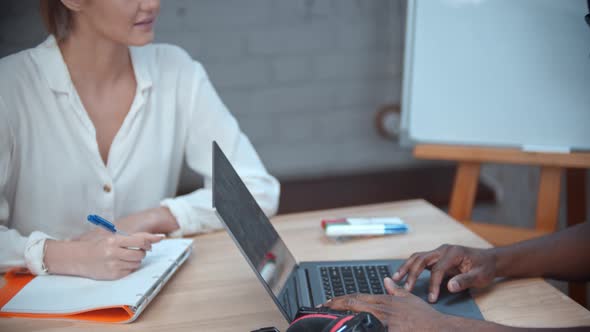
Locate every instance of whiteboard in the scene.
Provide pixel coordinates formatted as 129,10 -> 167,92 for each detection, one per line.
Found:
401,0 -> 590,151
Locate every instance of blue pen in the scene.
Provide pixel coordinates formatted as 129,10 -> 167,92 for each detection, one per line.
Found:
87,214 -> 129,236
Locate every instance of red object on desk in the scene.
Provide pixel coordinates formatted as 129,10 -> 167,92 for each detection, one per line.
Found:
320,218 -> 347,229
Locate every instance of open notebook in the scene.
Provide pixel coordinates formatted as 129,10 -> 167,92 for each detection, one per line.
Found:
0,239 -> 193,323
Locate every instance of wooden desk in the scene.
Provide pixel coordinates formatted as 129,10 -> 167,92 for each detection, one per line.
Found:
1,200 -> 589,331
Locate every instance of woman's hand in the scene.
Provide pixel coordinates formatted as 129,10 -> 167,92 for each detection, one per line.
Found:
324,278 -> 456,332
393,244 -> 497,303
44,232 -> 163,280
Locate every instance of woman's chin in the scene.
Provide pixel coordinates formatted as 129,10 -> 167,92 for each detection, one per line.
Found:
126,32 -> 155,46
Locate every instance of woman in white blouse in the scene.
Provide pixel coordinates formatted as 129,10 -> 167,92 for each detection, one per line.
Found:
0,0 -> 280,280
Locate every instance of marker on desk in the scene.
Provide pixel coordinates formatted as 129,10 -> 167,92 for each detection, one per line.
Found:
87,214 -> 129,236
321,217 -> 405,229
325,224 -> 409,238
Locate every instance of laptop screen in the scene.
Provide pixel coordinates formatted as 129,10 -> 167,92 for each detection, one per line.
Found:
212,141 -> 297,320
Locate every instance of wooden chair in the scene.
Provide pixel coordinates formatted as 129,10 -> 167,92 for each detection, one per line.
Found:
413,144 -> 590,306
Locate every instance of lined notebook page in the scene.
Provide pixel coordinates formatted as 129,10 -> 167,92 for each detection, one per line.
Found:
2,239 -> 193,314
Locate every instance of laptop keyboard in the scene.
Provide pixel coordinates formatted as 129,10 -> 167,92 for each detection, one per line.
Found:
320,265 -> 391,300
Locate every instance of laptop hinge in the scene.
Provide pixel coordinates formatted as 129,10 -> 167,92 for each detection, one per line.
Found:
296,267 -> 312,308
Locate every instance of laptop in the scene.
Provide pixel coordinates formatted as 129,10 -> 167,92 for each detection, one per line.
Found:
211,141 -> 483,323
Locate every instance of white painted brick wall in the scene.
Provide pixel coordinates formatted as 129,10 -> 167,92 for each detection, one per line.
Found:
271,57 -> 313,83
0,2 -> 47,57
156,0 -> 409,178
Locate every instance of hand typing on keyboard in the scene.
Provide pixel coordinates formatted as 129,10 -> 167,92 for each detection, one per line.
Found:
321,278 -> 458,331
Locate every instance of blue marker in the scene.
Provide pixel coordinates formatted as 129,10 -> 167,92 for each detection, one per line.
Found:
87,214 -> 129,236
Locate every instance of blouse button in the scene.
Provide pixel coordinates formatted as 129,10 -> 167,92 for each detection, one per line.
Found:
103,184 -> 112,193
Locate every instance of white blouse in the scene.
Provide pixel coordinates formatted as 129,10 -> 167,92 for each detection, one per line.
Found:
0,36 -> 280,275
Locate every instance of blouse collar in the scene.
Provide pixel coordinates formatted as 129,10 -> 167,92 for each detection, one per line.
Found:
30,35 -> 153,94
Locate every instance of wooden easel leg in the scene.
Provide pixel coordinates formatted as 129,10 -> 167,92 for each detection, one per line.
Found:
449,162 -> 480,222
536,167 -> 562,232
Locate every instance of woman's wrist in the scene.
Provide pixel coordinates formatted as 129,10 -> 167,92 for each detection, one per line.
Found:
150,206 -> 179,234
44,239 -> 83,276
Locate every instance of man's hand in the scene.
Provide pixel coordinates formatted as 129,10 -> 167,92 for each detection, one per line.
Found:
393,244 -> 497,303
323,278 -> 456,332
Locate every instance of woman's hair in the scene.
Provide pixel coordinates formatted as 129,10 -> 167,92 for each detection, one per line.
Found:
39,0 -> 72,40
